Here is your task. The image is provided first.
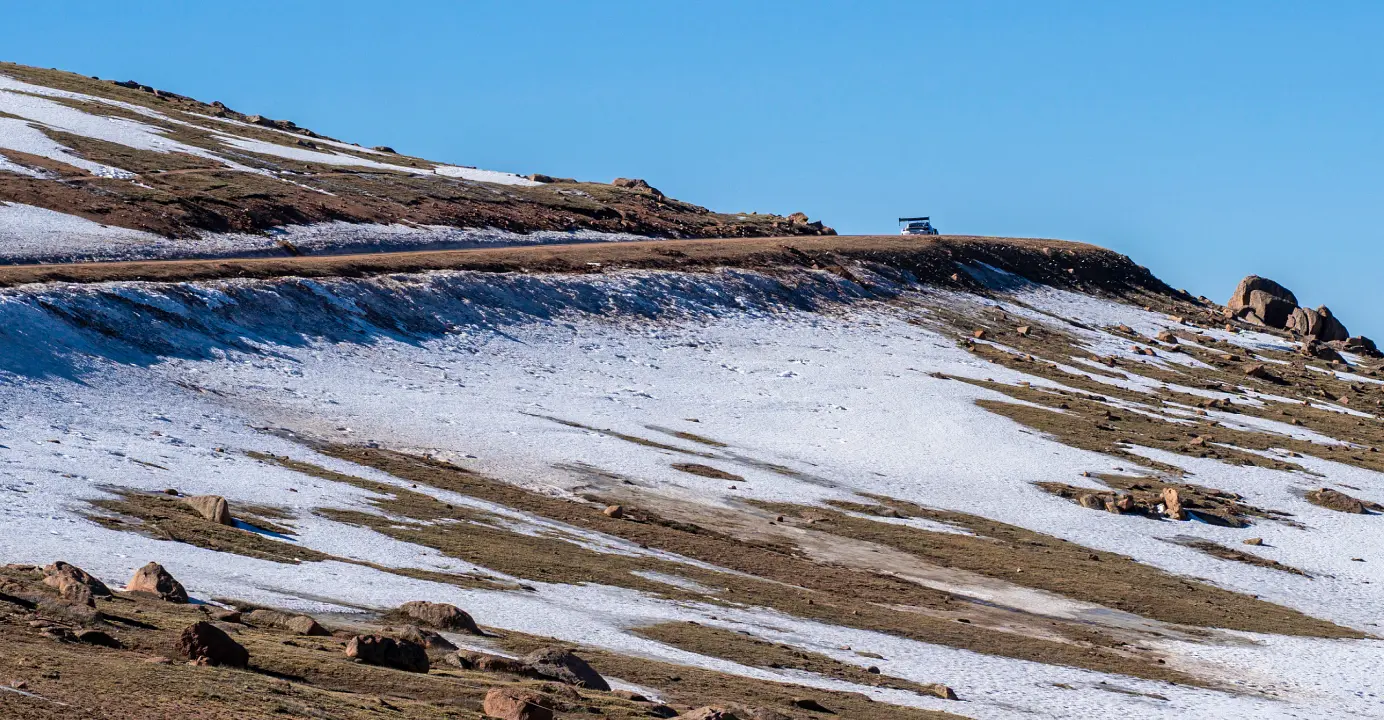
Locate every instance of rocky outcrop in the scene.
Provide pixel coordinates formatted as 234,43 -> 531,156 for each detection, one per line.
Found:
177,621 -> 249,667
612,177 -> 665,199
127,562 -> 188,603
184,495 -> 233,525
344,634 -> 430,673
387,600 -> 482,635
483,687 -> 554,720
1227,276 -> 1297,326
522,647 -> 610,690
1287,305 -> 1350,342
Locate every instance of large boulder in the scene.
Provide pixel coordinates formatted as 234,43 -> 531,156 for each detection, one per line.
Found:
42,562 -> 112,605
177,621 -> 249,667
483,687 -> 554,720
388,600 -> 482,635
1227,276 -> 1297,327
395,624 -> 456,650
245,609 -> 330,636
127,562 -> 188,603
1288,305 -> 1350,342
612,177 -> 665,199
344,634 -> 430,673
522,647 -> 610,691
184,495 -> 233,525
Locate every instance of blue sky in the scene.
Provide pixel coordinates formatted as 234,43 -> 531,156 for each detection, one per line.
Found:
5,1 -> 1381,336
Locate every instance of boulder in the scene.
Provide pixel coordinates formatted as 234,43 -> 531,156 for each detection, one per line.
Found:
389,600 -> 482,635
184,495 -> 232,525
522,647 -> 610,690
1227,276 -> 1297,327
462,651 -> 538,676
245,609 -> 330,636
42,562 -> 112,605
1244,290 -> 1296,328
603,504 -> 625,519
790,698 -> 831,712
482,687 -> 554,720
127,562 -> 188,603
1305,488 -> 1377,514
1300,340 -> 1344,363
176,621 -> 248,667
344,634 -> 430,673
395,624 -> 456,650
1341,335 -> 1382,358
1161,487 -> 1186,520
372,146 -> 396,153
787,212 -> 811,225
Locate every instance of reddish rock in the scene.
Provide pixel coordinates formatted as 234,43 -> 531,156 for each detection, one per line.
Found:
42,562 -> 112,606
127,562 -> 188,603
184,495 -> 233,525
1161,487 -> 1186,520
176,621 -> 248,667
483,687 -> 554,720
245,608 -> 330,636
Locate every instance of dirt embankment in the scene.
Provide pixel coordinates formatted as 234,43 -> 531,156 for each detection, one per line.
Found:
0,234 -> 1175,298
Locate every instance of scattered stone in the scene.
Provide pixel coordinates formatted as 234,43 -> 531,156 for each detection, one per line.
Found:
925,684 -> 960,700
245,608 -> 330,636
388,600 -> 482,635
1243,538 -> 1264,546
127,562 -> 188,603
1156,330 -> 1178,344
972,328 -> 987,340
603,504 -> 625,519
176,621 -> 248,667
42,562 -> 112,606
344,634 -> 430,673
523,647 -> 610,690
483,687 -> 554,720
184,495 -> 233,525
1243,363 -> 1278,382
1016,325 -> 1031,336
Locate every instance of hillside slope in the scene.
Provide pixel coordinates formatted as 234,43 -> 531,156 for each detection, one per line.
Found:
0,62 -> 831,263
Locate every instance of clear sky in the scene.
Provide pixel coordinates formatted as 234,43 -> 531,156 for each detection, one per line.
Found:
5,1 -> 1381,337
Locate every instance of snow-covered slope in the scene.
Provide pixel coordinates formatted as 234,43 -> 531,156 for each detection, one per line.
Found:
2,254 -> 1383,718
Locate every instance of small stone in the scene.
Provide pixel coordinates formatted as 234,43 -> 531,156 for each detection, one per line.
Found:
603,505 -> 625,519
1243,538 -> 1264,546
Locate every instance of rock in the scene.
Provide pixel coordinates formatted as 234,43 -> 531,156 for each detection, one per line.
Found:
75,629 -> 121,648
463,651 -> 537,676
1305,488 -> 1373,514
389,600 -> 482,635
245,609 -> 330,636
483,687 -> 554,720
1243,363 -> 1278,381
442,652 -> 473,669
395,624 -> 456,650
603,504 -> 625,519
184,495 -> 232,525
1289,306 -> 1351,342
522,647 -> 610,690
791,697 -> 832,712
1244,290 -> 1296,328
677,708 -> 741,720
1227,276 -> 1298,327
1016,325 -> 1031,336
176,621 -> 248,667
1161,487 -> 1186,520
127,563 -> 188,603
972,328 -> 987,339
344,634 -> 430,673
42,562 -> 112,605
372,146 -> 396,153
648,705 -> 680,719
1243,537 -> 1264,546
1301,340 -> 1344,362
612,177 -> 665,199
1155,330 -> 1178,344
210,609 -> 242,623
612,690 -> 649,702
1341,335 -> 1382,358
1077,494 -> 1105,510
